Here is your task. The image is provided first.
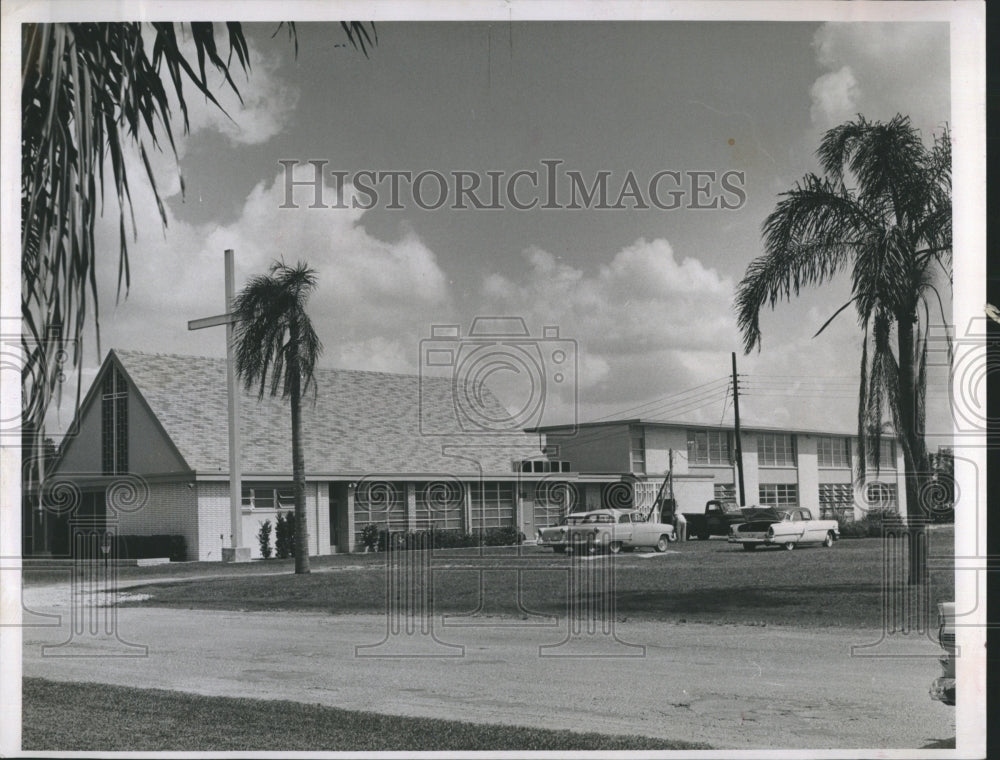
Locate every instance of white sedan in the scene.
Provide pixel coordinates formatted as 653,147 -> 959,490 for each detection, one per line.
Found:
537,508 -> 676,554
727,506 -> 839,550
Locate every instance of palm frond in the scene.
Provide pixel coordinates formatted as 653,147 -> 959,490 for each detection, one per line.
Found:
21,20 -> 370,449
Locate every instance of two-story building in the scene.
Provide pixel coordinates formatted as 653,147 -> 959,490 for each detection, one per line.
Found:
534,418 -> 908,522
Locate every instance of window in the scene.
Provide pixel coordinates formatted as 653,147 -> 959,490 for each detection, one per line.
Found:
630,429 -> 646,474
242,483 -> 294,510
514,460 -> 572,473
757,433 -> 796,467
101,367 -> 128,475
470,482 -> 515,529
758,483 -> 798,507
415,481 -> 464,531
866,482 -> 898,510
865,439 -> 897,470
687,430 -> 731,465
714,483 -> 736,504
618,513 -> 632,524
354,481 -> 407,544
817,437 -> 851,468
819,483 -> 854,520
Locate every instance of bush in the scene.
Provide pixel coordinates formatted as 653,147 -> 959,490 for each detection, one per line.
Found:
274,511 -> 297,559
837,508 -> 904,538
115,534 -> 186,561
256,520 -> 273,559
373,526 -> 524,552
360,523 -> 380,552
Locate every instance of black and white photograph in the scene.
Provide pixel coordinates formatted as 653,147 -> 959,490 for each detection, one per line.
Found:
0,0 -> 988,755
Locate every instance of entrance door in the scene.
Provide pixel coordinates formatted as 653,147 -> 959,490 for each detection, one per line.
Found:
520,492 -> 535,539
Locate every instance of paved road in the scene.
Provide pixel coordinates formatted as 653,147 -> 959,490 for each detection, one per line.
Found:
19,582 -> 954,750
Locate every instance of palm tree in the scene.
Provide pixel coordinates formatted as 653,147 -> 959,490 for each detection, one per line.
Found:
20,21 -> 374,454
233,261 -> 323,574
735,114 -> 951,584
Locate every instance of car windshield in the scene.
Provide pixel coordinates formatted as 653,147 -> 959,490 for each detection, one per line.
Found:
565,515 -> 586,525
584,513 -> 613,523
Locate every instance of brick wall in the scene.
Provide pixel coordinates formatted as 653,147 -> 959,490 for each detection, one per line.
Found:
115,480 -> 198,560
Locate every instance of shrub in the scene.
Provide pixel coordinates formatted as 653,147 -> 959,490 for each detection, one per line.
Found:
286,511 -> 297,557
360,523 -> 380,552
115,534 -> 186,561
274,512 -> 295,559
482,526 -> 523,547
256,520 -> 273,559
374,527 -> 524,551
837,508 -> 904,538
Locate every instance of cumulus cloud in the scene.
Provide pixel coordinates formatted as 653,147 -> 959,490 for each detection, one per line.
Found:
808,23 -> 950,137
85,166 -> 453,383
810,65 -> 860,127
475,239 -> 738,426
134,29 -> 300,200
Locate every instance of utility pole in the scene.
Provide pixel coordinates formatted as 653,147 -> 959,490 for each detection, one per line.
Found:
668,448 -> 674,504
731,352 -> 746,507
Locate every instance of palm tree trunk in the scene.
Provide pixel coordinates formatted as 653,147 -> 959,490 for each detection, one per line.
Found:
290,357 -> 310,575
897,317 -> 927,585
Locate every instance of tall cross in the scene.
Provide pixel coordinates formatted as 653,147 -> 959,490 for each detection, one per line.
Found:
188,249 -> 246,560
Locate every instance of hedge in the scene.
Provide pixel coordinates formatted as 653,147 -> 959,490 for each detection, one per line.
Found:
115,534 -> 187,561
375,526 -> 524,552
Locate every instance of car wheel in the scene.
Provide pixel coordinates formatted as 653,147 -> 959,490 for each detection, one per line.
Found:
784,542 -> 795,551
609,541 -> 623,554
823,531 -> 835,548
742,543 -> 756,551
655,535 -> 670,552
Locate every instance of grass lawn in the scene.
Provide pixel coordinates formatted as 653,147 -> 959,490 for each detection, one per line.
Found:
21,551 -> 387,586
22,677 -> 708,751
121,527 -> 954,629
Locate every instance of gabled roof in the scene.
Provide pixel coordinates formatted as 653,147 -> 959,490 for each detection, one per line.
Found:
111,350 -> 541,476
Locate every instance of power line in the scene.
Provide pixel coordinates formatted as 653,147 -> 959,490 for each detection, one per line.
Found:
590,376 -> 730,421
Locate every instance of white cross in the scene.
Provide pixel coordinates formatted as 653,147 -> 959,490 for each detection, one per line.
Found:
188,249 -> 244,558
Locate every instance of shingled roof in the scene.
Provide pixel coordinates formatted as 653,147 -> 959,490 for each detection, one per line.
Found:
111,350 -> 542,476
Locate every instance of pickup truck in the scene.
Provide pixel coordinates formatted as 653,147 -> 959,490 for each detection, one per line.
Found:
681,499 -> 745,540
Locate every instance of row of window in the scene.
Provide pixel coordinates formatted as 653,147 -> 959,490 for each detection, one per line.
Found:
712,481 -> 898,510
675,431 -> 896,470
351,481 -> 516,544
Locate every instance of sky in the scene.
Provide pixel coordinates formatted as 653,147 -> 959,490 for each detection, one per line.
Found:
41,17 -> 958,446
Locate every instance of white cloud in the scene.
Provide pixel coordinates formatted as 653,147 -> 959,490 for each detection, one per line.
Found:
86,165 -> 453,381
133,29 -> 300,201
809,66 -> 859,127
809,23 -> 950,136
476,238 -> 738,426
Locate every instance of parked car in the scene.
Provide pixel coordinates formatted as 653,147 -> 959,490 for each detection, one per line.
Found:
929,601 -> 956,706
727,506 -> 839,550
681,499 -> 746,540
536,508 -> 676,554
536,513 -> 586,553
